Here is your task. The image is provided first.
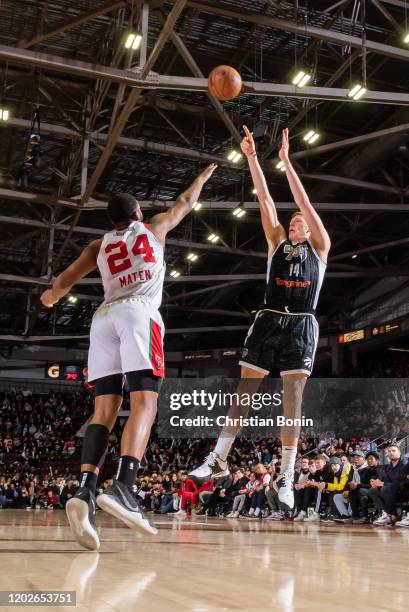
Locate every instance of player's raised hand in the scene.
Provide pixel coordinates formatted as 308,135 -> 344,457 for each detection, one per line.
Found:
240,125 -> 256,157
40,289 -> 59,308
199,163 -> 218,183
279,128 -> 290,162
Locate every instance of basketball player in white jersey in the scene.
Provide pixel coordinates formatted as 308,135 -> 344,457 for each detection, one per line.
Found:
40,163 -> 217,550
190,128 -> 330,511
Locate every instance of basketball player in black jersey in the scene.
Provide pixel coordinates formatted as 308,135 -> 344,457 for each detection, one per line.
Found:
190,127 -> 330,510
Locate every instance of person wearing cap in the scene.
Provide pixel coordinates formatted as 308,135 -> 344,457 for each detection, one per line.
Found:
320,456 -> 353,522
345,451 -> 380,524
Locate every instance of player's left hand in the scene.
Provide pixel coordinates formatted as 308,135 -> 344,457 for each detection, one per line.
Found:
199,163 -> 218,183
278,128 -> 289,162
40,289 -> 59,308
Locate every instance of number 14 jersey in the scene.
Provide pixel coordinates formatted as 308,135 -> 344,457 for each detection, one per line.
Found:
97,221 -> 165,309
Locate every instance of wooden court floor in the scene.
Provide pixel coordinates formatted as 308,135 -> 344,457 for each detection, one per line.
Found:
0,510 -> 408,612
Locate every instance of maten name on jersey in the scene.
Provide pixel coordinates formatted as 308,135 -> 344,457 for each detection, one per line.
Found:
119,269 -> 152,288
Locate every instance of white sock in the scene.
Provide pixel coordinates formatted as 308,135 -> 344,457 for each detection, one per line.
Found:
214,433 -> 235,462
280,445 -> 297,473
254,508 -> 260,517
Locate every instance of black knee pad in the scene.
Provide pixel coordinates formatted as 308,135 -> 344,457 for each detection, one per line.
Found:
125,369 -> 162,393
95,373 -> 123,397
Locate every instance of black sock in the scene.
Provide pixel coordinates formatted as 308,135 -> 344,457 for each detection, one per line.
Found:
79,471 -> 98,493
116,455 -> 140,488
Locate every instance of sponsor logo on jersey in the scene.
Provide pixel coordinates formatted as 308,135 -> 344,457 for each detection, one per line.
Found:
284,244 -> 308,262
275,277 -> 311,288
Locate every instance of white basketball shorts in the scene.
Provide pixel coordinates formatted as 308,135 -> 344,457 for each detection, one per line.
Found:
87,298 -> 165,382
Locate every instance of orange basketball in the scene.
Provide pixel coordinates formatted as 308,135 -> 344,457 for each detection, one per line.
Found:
208,65 -> 242,101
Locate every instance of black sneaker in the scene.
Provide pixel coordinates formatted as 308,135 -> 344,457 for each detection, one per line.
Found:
66,487 -> 100,551
97,479 -> 158,535
321,515 -> 337,523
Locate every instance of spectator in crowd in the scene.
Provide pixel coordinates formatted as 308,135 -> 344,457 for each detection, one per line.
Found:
227,472 -> 257,518
199,474 -> 233,517
60,480 -> 78,508
347,451 -> 380,524
301,454 -> 333,522
321,456 -> 353,522
293,457 -> 314,521
175,472 -> 199,518
247,463 -> 271,519
370,444 -> 409,526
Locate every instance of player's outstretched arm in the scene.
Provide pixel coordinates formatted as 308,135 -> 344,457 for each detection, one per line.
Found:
280,128 -> 331,261
241,125 -> 286,255
149,164 -> 217,244
40,239 -> 101,308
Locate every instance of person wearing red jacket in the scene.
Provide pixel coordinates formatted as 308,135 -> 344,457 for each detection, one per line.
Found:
175,472 -> 198,517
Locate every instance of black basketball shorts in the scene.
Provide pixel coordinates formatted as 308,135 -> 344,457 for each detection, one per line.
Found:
239,309 -> 319,377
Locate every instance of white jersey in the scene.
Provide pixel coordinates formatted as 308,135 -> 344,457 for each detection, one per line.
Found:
97,221 -> 165,309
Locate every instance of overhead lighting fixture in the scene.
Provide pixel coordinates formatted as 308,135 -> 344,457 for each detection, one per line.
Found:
227,150 -> 242,163
352,254 -> 358,259
207,233 -> 220,243
232,206 -> 246,218
68,295 -> 78,303
404,33 -> 409,44
348,84 -> 366,101
303,130 -> 320,144
0,108 -> 9,121
125,33 -> 142,50
252,188 -> 257,195
275,160 -> 286,172
187,253 -> 198,262
192,201 -> 202,211
170,270 -> 180,278
292,70 -> 311,88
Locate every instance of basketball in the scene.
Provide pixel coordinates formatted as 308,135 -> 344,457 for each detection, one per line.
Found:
208,65 -> 242,101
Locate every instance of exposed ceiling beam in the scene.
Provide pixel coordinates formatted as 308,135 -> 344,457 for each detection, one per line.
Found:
1,189 -> 409,213
299,173 -> 405,195
17,1 -> 126,49
292,123 -> 409,161
187,1 -> 409,63
2,45 -> 409,104
331,236 -> 409,261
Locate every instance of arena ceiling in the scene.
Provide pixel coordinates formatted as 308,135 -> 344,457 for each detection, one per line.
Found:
1,0 -> 409,354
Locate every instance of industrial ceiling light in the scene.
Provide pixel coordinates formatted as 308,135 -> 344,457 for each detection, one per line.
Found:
303,130 -> 320,144
404,33 -> 409,44
192,201 -> 202,211
0,108 -> 9,121
252,187 -> 257,195
275,160 -> 285,172
187,253 -> 198,262
292,70 -> 312,88
125,32 -> 142,50
352,254 -> 358,259
348,84 -> 366,100
207,233 -> 220,243
227,150 -> 242,163
68,295 -> 78,303
232,206 -> 246,218
170,270 -> 180,278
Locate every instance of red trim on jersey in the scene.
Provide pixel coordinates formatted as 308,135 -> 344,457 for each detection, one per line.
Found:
150,319 -> 165,377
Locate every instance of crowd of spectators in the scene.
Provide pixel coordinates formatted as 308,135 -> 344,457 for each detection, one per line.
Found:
1,387 -> 409,527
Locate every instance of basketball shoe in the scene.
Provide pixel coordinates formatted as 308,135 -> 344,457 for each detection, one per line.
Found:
97,478 -> 158,535
189,451 -> 229,484
66,487 -> 100,551
273,470 -> 294,510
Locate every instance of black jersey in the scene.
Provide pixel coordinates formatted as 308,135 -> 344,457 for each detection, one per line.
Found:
264,240 -> 326,314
